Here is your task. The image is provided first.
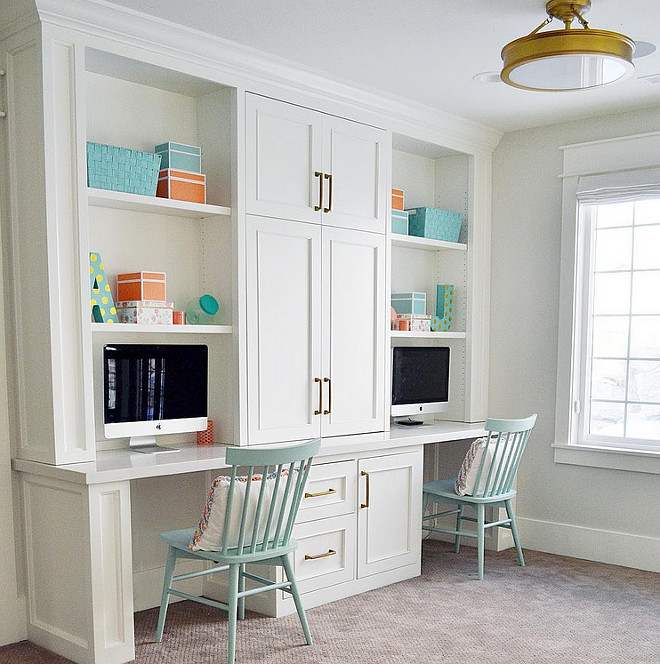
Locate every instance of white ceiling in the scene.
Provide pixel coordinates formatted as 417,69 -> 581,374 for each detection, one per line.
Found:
102,0 -> 660,133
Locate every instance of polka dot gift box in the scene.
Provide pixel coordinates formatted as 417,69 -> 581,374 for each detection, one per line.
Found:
433,284 -> 455,332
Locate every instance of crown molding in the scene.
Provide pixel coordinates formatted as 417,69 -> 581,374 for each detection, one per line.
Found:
0,7 -> 40,42
31,0 -> 502,154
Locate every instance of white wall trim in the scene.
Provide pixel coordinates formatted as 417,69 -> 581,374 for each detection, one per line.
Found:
553,443 -> 660,475
555,131 -> 660,470
519,516 -> 660,574
30,0 -> 502,155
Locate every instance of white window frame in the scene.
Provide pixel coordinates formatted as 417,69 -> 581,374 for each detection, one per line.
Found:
554,131 -> 660,475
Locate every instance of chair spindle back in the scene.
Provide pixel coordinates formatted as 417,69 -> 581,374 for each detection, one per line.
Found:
220,439 -> 321,555
471,415 -> 537,498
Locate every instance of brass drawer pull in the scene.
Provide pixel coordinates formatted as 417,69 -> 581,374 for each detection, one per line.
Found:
304,488 -> 337,499
304,549 -> 336,561
314,171 -> 323,211
323,376 -> 332,414
360,470 -> 370,509
314,377 -> 322,415
323,173 -> 333,213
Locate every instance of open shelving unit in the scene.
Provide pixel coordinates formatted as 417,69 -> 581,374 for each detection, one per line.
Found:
390,234 -> 466,252
83,47 -> 237,450
390,135 -> 471,424
390,330 -> 466,339
87,187 -> 231,219
91,322 -> 232,334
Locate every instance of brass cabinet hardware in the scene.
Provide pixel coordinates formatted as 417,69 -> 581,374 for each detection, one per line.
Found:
314,377 -> 323,415
314,171 -> 323,211
323,173 -> 333,213
360,470 -> 370,509
304,549 -> 336,561
304,488 -> 337,499
323,376 -> 332,414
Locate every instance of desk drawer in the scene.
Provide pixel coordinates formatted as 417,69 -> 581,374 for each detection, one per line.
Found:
284,513 -> 356,598
296,459 -> 356,523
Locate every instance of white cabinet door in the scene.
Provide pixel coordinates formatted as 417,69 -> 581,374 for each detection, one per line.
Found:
246,94 -> 323,224
322,116 -> 389,234
321,227 -> 386,437
246,94 -> 387,233
357,450 -> 423,578
246,215 -> 323,444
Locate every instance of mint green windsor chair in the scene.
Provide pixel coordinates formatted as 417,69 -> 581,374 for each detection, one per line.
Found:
422,415 -> 536,580
155,438 -> 321,664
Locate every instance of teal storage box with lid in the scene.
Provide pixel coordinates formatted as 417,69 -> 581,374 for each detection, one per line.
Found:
391,209 -> 409,235
155,142 -> 202,173
406,207 -> 463,243
391,292 -> 426,315
86,142 -> 161,196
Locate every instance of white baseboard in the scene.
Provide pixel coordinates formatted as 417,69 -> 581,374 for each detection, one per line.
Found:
518,517 -> 660,573
0,594 -> 26,646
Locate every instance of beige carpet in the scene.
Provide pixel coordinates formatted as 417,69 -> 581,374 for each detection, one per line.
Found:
2,540 -> 659,663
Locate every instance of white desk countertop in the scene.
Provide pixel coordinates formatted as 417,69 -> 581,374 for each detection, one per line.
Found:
12,421 -> 487,485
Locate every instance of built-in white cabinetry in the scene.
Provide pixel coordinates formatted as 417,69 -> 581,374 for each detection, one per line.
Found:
274,448 -> 422,613
246,215 -> 386,444
246,94 -> 389,233
357,450 -> 422,577
2,4 -> 495,661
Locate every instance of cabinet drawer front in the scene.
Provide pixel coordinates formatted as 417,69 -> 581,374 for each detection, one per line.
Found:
286,514 -> 356,596
297,460 -> 356,523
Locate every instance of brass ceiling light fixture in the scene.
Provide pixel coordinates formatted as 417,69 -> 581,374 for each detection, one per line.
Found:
501,0 -> 635,91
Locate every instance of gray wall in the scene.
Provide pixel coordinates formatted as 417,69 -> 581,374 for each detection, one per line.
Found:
491,105 -> 660,571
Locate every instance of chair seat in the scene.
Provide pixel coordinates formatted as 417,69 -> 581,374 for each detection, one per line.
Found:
160,527 -> 299,565
423,477 -> 516,504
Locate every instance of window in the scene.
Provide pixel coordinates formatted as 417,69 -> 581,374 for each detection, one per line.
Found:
576,199 -> 660,452
554,132 -> 660,473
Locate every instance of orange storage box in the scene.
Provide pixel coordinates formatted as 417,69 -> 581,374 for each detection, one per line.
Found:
392,188 -> 404,211
156,168 -> 206,204
117,271 -> 166,302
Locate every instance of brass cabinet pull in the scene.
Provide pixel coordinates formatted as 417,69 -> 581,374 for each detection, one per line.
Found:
314,171 -> 323,211
323,376 -> 332,414
360,470 -> 370,509
314,377 -> 323,415
304,549 -> 336,561
304,488 -> 337,499
323,173 -> 333,213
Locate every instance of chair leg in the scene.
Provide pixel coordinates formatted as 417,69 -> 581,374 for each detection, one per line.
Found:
227,564 -> 240,664
476,504 -> 485,581
505,500 -> 525,567
238,563 -> 246,621
155,546 -> 178,642
281,554 -> 312,646
454,504 -> 464,554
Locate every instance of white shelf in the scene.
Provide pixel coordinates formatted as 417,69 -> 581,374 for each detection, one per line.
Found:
87,188 -> 231,219
390,330 -> 466,340
390,234 -> 466,252
91,323 -> 232,334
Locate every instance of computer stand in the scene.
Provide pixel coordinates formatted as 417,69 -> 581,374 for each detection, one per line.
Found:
394,417 -> 424,427
128,436 -> 179,454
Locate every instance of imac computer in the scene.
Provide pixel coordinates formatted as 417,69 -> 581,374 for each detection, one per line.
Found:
103,343 -> 208,454
391,346 -> 450,426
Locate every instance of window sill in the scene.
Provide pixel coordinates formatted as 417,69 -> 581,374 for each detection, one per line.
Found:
553,443 -> 660,475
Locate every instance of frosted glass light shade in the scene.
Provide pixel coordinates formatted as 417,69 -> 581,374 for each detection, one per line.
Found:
501,29 -> 635,91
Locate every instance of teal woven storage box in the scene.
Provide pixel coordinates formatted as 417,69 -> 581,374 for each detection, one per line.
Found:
392,292 -> 426,315
155,142 -> 202,173
87,142 -> 161,196
406,207 -> 463,243
391,209 -> 409,235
